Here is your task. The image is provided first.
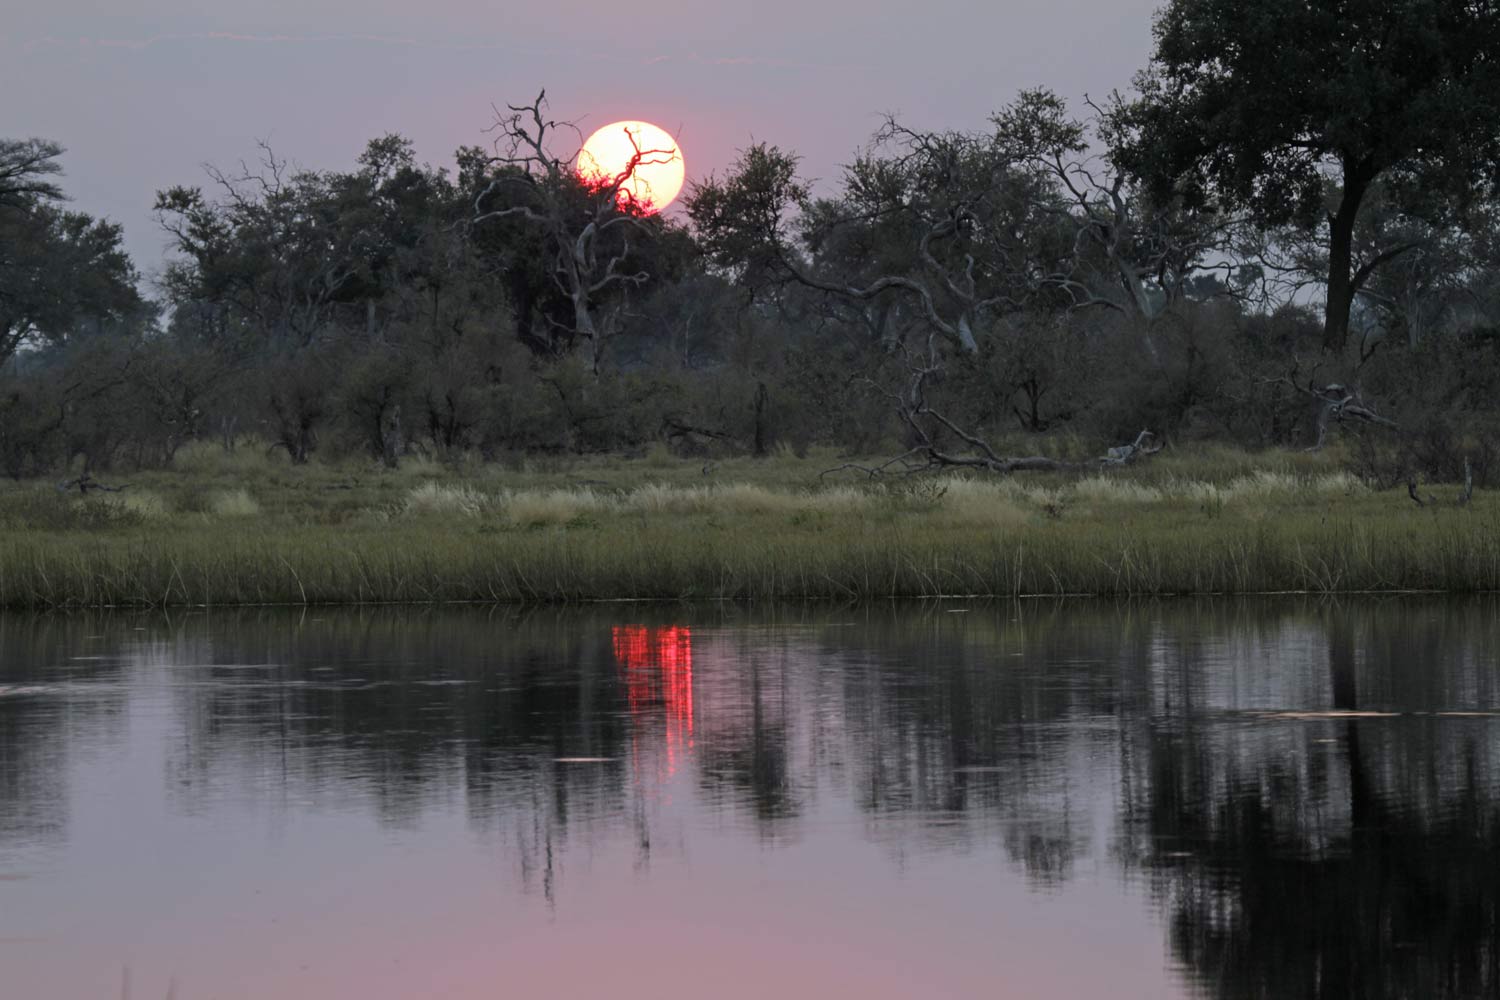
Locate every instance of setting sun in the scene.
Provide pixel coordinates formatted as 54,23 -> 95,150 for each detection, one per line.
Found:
576,120 -> 684,213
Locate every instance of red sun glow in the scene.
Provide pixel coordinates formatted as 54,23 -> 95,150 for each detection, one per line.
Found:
576,121 -> 685,213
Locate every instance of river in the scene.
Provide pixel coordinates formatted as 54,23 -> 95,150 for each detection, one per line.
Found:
1,599 -> 1497,998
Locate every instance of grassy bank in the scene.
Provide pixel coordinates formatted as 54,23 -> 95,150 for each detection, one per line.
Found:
0,445 -> 1493,607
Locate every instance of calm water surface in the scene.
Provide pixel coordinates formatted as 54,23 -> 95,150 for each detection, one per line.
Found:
1,600 -> 1498,999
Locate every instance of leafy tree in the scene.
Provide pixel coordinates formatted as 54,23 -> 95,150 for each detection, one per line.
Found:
689,143 -> 810,295
0,140 -> 144,370
0,139 -> 65,212
156,136 -> 508,464
1117,0 -> 1500,353
155,145 -> 366,351
0,206 -> 143,368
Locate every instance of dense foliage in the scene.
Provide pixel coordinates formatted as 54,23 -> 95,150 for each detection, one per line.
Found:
1116,0 -> 1500,353
5,33 -> 1500,483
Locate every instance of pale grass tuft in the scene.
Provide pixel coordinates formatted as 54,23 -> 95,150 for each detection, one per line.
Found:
171,439 -> 287,475
696,484 -> 804,516
381,470 -> 1366,529
1306,471 -> 1365,495
207,488 -> 261,518
626,483 -> 794,516
1070,476 -> 1164,504
938,480 -> 1032,527
1182,481 -> 1225,506
1216,470 -> 1366,501
403,482 -> 488,517
625,484 -> 714,515
501,488 -> 608,526
980,478 -> 1065,507
802,486 -> 877,515
624,483 -> 878,518
1219,471 -> 1299,500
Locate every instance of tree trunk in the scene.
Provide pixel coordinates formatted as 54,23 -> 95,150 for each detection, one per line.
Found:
753,382 -> 769,457
572,294 -> 604,376
1322,167 -> 1372,353
956,314 -> 978,354
380,403 -> 401,470
1014,378 -> 1045,432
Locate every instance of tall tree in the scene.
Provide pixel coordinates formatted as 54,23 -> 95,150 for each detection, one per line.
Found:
0,140 -> 143,369
155,144 -> 366,351
1117,0 -> 1500,353
689,126 -> 1062,356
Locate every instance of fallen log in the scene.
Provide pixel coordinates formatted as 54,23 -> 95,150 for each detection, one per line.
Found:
822,430 -> 1163,479
56,473 -> 129,495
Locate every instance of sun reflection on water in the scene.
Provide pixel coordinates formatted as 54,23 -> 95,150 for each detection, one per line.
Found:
612,625 -> 695,777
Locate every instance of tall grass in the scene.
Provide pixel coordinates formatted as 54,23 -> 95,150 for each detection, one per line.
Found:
0,475 -> 1493,607
0,444 -> 1486,608
403,482 -> 488,517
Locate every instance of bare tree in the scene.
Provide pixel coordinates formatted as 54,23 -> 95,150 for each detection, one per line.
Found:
992,90 -> 1238,363
1260,358 -> 1400,452
692,126 -> 1050,356
694,119 -> 1180,475
820,331 -> 1160,477
471,91 -> 678,374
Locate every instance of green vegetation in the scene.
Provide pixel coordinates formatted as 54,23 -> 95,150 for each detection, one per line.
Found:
7,8 -> 1500,608
0,446 -> 1493,609
8,44 -> 1500,490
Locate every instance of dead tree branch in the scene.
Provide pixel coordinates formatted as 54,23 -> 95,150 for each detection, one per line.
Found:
56,473 -> 129,495
822,339 -> 1162,478
1260,361 -> 1400,452
471,90 -> 676,373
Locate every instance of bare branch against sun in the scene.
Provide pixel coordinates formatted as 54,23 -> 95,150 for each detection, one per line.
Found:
469,90 -> 678,374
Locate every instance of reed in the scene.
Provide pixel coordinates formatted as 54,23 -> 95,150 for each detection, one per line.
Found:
0,469 -> 1493,607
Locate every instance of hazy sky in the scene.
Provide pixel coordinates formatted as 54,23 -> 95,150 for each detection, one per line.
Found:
3,0 -> 1162,277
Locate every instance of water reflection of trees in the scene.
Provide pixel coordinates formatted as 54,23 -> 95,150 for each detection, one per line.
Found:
1119,601 -> 1500,999
149,609 -> 638,898
0,615 -> 127,850
3,600 -> 1499,993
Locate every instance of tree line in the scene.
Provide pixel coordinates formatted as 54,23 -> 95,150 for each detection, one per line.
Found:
6,0 -> 1500,482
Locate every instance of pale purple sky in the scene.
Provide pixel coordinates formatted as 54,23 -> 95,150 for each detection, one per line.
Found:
3,0 -> 1161,278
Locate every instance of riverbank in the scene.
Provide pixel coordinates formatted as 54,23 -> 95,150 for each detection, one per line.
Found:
1,447 -> 1492,607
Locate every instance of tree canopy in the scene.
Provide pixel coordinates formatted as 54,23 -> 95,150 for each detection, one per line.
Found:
1116,0 -> 1500,351
0,140 -> 143,370
8,59 -> 1500,480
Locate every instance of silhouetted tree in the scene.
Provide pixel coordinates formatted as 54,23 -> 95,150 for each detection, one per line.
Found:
1116,0 -> 1500,353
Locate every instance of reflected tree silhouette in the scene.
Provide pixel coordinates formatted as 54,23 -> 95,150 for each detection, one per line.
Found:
1131,604 -> 1500,999
1,599 -> 1498,994
0,615 -> 127,850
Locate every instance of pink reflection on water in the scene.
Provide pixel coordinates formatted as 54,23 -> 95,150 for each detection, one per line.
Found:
612,626 -> 694,778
